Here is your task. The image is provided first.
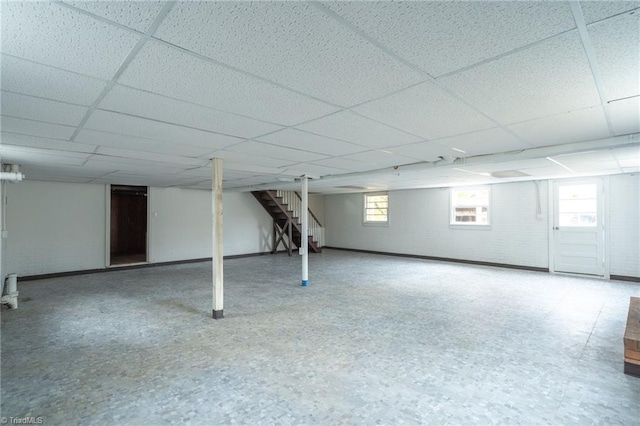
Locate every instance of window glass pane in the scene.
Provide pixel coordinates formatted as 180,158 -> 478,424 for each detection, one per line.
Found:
451,187 -> 490,225
559,184 -> 596,200
557,184 -> 597,226
364,194 -> 388,223
559,213 -> 597,226
559,199 -> 596,213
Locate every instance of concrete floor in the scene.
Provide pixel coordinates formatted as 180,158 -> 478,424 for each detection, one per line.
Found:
2,249 -> 639,425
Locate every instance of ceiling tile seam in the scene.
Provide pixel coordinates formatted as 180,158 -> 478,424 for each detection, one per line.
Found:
94,107 -> 249,142
339,80 -> 431,111
0,131 -> 78,147
586,6 -> 640,27
53,0 -> 152,37
0,89 -> 93,109
231,137 -> 346,158
69,2 -> 176,143
150,37 -> 345,110
500,102 -> 608,128
569,1 -> 615,136
1,141 -> 94,157
434,28 -> 579,80
305,162 -> 353,172
112,83 -> 287,128
348,109 -> 444,143
258,123 -> 427,153
90,151 -> 207,167
310,1 -> 536,149
1,114 -> 79,130
0,53 -> 109,86
97,145 -> 208,162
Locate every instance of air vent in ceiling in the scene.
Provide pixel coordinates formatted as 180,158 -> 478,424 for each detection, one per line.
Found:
336,185 -> 369,190
490,170 -> 530,178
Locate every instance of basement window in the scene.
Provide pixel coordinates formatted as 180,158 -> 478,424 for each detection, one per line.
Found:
364,193 -> 389,224
450,186 -> 490,226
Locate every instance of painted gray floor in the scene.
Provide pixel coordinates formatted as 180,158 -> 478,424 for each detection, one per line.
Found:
2,250 -> 639,425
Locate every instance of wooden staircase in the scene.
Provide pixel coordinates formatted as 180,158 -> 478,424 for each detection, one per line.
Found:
252,190 -> 323,255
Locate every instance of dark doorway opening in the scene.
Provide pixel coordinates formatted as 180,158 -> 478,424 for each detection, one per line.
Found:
110,185 -> 148,266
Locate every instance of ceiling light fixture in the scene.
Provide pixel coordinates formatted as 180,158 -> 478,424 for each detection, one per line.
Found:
451,147 -> 466,153
546,157 -> 575,173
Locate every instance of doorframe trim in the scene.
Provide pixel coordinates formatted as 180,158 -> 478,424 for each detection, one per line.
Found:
105,184 -> 111,268
106,184 -> 150,267
548,177 -> 608,277
603,175 -> 611,280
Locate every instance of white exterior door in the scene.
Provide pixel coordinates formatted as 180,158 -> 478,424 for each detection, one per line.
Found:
552,179 -> 605,276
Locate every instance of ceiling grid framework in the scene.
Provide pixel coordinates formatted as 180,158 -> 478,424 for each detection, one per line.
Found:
0,0 -> 638,193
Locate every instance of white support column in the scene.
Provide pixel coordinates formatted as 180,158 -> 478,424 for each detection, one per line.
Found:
211,158 -> 224,319
301,175 -> 309,286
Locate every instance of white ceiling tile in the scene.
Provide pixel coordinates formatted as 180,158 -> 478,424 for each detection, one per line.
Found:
208,150 -> 295,169
1,116 -> 75,140
283,162 -> 351,177
224,176 -> 281,189
311,157 -> 374,172
340,150 -> 419,168
439,32 -> 601,124
99,85 -> 282,139
75,129 -> 213,158
588,11 -> 640,101
96,147 -> 208,168
155,1 -> 424,107
581,2 -> 640,24
508,106 -> 610,147
353,82 -> 496,139
323,1 -> 575,77
1,55 -> 106,105
297,110 -> 423,148
463,158 -> 557,173
431,127 -> 530,156
256,128 -> 367,156
608,98 -> 640,136
509,165 -> 569,177
1,91 -> 88,126
61,1 -> 166,33
225,141 -> 328,163
1,145 -> 90,166
1,132 -> 96,154
17,163 -> 107,180
84,110 -> 242,150
612,145 -> 640,165
553,150 -> 616,164
17,173 -> 91,184
385,141 -> 457,162
84,155 -> 187,174
1,2 -> 141,80
118,41 -> 338,125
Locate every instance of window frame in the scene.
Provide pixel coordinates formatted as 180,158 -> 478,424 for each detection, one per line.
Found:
363,192 -> 389,226
450,186 -> 491,228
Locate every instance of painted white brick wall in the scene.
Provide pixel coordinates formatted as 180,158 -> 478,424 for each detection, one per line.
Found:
609,174 -> 640,277
5,182 -> 276,276
5,180 -> 106,276
149,188 -> 275,263
326,181 -> 550,269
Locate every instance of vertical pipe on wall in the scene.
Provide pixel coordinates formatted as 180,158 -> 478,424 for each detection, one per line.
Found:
301,176 -> 309,286
212,158 -> 224,319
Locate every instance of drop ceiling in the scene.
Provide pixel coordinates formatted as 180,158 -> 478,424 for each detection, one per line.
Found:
1,1 -> 638,194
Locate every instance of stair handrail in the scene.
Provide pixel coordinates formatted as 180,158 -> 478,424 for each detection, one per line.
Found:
276,189 -> 324,248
